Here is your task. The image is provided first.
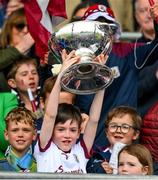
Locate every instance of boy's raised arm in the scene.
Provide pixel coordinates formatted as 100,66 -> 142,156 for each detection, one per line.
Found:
83,89 -> 105,154
39,50 -> 79,148
39,68 -> 61,149
83,55 -> 108,154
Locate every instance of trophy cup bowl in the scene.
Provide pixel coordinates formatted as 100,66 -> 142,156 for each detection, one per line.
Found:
48,20 -> 115,94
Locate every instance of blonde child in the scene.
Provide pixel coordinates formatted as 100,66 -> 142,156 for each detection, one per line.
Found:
0,107 -> 37,172
0,93 -> 18,158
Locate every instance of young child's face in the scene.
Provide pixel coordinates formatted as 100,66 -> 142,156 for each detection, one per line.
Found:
52,119 -> 80,152
118,151 -> 149,175
4,121 -> 37,156
106,114 -> 139,147
10,63 -> 39,94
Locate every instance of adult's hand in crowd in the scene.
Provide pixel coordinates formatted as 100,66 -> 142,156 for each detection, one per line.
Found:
15,33 -> 35,54
6,0 -> 24,17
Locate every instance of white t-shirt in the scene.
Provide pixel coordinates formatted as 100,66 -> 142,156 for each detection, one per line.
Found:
34,139 -> 90,173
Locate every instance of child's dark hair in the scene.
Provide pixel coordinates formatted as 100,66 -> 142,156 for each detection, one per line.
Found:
55,103 -> 82,128
5,55 -> 38,80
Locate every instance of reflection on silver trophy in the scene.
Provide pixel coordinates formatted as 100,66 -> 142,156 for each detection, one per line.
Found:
48,20 -> 116,94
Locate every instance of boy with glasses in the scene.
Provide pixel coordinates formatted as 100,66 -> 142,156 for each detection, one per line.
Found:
86,106 -> 142,174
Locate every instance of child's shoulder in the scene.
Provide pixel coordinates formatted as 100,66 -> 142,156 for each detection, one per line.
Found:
0,158 -> 15,171
91,145 -> 111,160
0,157 -> 7,162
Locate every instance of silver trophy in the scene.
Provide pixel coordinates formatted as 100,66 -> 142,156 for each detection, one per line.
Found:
48,20 -> 115,94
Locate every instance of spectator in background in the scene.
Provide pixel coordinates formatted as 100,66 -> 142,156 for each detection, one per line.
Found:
5,0 -> 24,17
133,0 -> 158,118
0,0 -> 24,30
5,55 -> 44,133
0,6 -> 51,93
108,0 -> 134,32
0,8 -> 35,92
134,0 -> 156,42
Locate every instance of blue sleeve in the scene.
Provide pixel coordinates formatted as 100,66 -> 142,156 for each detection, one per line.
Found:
86,154 -> 106,173
138,61 -> 158,98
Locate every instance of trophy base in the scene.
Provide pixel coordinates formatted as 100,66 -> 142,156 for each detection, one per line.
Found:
61,62 -> 114,95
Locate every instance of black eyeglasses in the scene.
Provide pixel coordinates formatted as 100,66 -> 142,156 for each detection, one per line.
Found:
108,123 -> 135,134
14,23 -> 27,31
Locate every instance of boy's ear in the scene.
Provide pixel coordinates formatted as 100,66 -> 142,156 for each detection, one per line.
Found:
105,128 -> 108,134
8,79 -> 17,89
78,128 -> 81,137
4,130 -> 9,141
132,130 -> 140,140
33,129 -> 37,141
76,127 -> 81,140
39,97 -> 45,109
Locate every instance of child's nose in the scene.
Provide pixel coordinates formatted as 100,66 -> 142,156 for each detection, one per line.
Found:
28,73 -> 35,79
121,165 -> 129,173
18,130 -> 24,137
116,126 -> 122,133
65,130 -> 70,137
